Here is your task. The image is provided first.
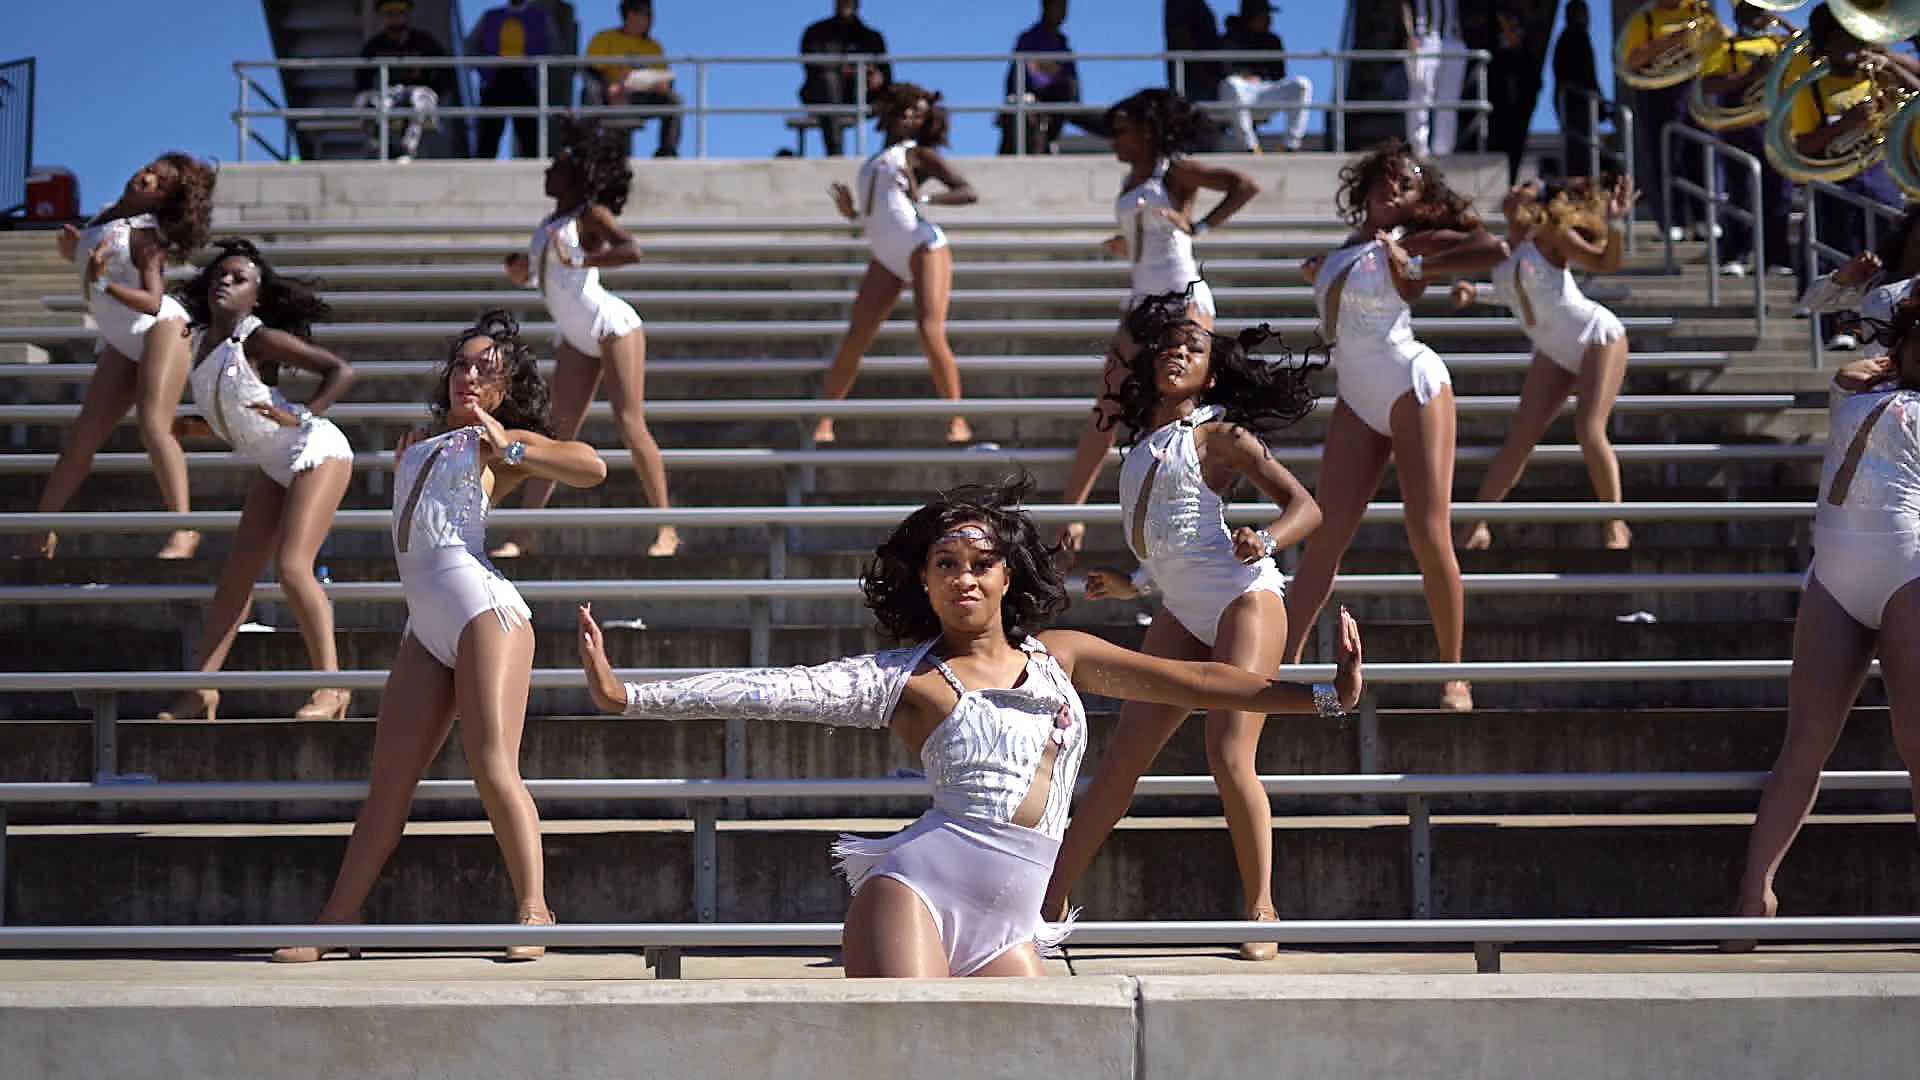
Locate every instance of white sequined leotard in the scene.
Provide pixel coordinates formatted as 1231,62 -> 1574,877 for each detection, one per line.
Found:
856,139 -> 947,282
1808,381 -> 1920,629
1117,159 -> 1209,314
527,204 -> 642,356
75,213 -> 189,359
1314,234 -> 1452,436
1118,405 -> 1286,647
188,316 -> 353,488
1489,238 -> 1625,374
620,635 -> 1085,975
391,426 -> 530,667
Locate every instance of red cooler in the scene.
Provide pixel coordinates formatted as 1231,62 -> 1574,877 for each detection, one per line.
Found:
25,167 -> 79,221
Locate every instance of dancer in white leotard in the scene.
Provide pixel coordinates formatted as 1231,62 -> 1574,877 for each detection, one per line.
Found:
160,240 -> 357,724
1059,89 -> 1258,552
29,153 -> 215,561
817,83 -> 978,446
1797,206 -> 1920,355
1044,293 -> 1324,961
1726,295 -> 1920,952
578,476 -> 1364,977
271,312 -> 607,965
498,124 -> 676,559
1450,176 -> 1637,552
1286,140 -> 1506,712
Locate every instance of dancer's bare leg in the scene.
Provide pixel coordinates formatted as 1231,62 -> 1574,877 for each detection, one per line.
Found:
1391,386 -> 1469,709
277,458 -> 351,674
309,635 -> 458,923
1726,576 -> 1875,949
842,876 -> 950,977
492,340 -> 600,557
452,613 -> 547,916
136,319 -> 197,558
29,347 -> 139,557
161,471 -> 285,720
908,245 -> 969,443
1207,588 -> 1289,950
1879,580 -> 1920,845
1573,336 -> 1631,549
970,942 -> 1046,977
1458,352 -> 1573,550
1282,402 -> 1391,663
814,261 -> 904,444
601,327 -> 678,557
1044,612 -> 1208,917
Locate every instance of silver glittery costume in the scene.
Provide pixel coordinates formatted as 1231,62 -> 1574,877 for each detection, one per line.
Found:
1314,233 -> 1452,436
1118,404 -> 1285,647
1809,381 -> 1920,628
1488,238 -> 1626,375
391,425 -> 530,667
622,635 -> 1086,975
188,315 -> 352,488
74,213 -> 190,359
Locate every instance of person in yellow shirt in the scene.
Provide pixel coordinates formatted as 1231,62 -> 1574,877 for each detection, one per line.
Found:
1696,1 -> 1794,277
1619,0 -> 1722,241
584,0 -> 681,157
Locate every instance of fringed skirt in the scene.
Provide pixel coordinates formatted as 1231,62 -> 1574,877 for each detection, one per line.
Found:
833,807 -> 1074,976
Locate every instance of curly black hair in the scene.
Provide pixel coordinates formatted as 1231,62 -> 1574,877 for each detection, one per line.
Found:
876,82 -> 951,149
1104,88 -> 1214,159
174,238 -> 331,386
1336,138 -> 1480,233
553,119 -> 633,215
861,474 -> 1069,645
1099,288 -> 1327,447
149,152 -> 217,263
429,310 -> 554,436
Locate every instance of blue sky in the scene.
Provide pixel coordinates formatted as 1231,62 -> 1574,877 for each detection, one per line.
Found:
14,0 -> 1616,212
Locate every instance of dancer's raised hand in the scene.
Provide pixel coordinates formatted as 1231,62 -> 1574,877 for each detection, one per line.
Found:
1606,174 -> 1638,220
577,603 -> 626,713
56,224 -> 81,262
470,403 -> 514,461
1082,567 -> 1136,601
1333,606 -> 1364,709
829,183 -> 856,222
1836,250 -> 1882,287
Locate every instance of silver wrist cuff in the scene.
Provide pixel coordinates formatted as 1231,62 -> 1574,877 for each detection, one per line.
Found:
1311,682 -> 1344,718
1405,255 -> 1425,280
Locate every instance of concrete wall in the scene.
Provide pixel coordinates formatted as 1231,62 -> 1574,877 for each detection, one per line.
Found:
210,153 -> 1514,225
5,974 -> 1918,1080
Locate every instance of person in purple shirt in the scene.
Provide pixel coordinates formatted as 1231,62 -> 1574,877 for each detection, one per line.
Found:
468,0 -> 558,158
999,0 -> 1109,153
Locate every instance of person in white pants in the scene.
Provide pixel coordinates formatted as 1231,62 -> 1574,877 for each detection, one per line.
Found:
1403,0 -> 1465,156
1217,1 -> 1312,151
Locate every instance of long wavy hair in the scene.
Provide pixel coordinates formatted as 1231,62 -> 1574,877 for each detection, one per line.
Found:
1336,138 -> 1479,233
1100,287 -> 1326,447
862,475 -> 1069,645
174,239 -> 332,386
1104,87 -> 1214,158
554,120 -> 633,215
1509,179 -> 1609,245
877,82 -> 951,148
429,310 -> 554,436
147,152 -> 217,263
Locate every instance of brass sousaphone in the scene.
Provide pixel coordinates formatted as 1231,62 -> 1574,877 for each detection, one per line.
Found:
1687,4 -> 1801,130
1834,0 -> 1920,196
1762,0 -> 1920,183
1615,0 -> 1730,90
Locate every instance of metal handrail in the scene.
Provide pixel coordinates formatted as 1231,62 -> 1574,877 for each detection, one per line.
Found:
232,48 -> 1491,160
0,501 -> 1824,536
1662,124 -> 1766,332
1801,178 -> 1907,369
1560,86 -> 1636,253
0,572 -> 1809,607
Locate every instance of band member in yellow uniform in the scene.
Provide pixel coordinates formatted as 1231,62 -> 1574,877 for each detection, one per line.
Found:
1776,3 -> 1916,350
1695,1 -> 1793,278
1617,0 -> 1721,242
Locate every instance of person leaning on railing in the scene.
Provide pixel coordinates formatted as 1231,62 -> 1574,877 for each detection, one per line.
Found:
353,0 -> 450,162
798,0 -> 892,157
583,0 -> 681,159
1216,0 -> 1312,153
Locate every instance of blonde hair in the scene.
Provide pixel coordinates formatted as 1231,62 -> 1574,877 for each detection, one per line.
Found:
1508,180 -> 1608,244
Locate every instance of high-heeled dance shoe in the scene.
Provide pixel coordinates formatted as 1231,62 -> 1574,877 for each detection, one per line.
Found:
647,526 -> 680,558
269,919 -> 364,963
156,689 -> 219,722
488,535 -> 534,559
505,906 -> 557,961
1457,521 -> 1492,551
1238,907 -> 1280,962
293,688 -> 351,722
1603,519 -> 1633,550
811,418 -> 837,445
22,531 -> 57,559
156,530 -> 201,560
1439,680 -> 1474,712
1719,888 -> 1779,954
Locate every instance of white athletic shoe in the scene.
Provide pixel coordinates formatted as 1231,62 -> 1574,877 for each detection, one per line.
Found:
1827,333 -> 1859,351
1718,260 -> 1750,277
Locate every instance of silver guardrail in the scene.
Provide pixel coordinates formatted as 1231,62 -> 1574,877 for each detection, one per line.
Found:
1560,86 -> 1636,254
1663,124 -> 1767,333
1802,178 -> 1907,369
233,49 -> 1491,161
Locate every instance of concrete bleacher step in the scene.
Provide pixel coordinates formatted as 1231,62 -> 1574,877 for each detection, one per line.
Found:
4,813 -> 1913,925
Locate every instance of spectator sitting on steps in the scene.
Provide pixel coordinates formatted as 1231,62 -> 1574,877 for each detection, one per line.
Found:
1218,1 -> 1312,152
354,0 -> 450,162
997,1 -> 1109,155
585,0 -> 683,158
799,0 -> 892,157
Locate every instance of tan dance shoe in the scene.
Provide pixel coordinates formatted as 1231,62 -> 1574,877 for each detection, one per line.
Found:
1719,889 -> 1779,954
156,530 -> 201,560
294,688 -> 351,722
1439,680 -> 1474,712
505,906 -> 556,961
1238,907 -> 1280,962
156,689 -> 219,722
